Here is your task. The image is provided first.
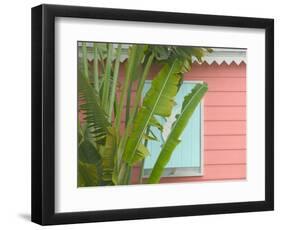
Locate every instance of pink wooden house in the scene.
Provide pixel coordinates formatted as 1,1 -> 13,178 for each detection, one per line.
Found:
80,47 -> 246,184
130,48 -> 247,184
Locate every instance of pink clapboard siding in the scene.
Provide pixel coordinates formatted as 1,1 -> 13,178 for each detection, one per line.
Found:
130,61 -> 247,184
164,61 -> 246,183
80,60 -> 247,183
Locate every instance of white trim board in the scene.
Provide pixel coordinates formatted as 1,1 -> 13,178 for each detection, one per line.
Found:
201,48 -> 246,65
78,43 -> 247,65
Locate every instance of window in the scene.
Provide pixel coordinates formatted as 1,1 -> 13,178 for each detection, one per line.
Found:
142,81 -> 204,177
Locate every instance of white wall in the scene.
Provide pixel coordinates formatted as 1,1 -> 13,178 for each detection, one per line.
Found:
0,0 -> 279,228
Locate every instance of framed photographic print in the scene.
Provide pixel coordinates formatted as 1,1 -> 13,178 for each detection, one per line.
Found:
31,4 -> 274,225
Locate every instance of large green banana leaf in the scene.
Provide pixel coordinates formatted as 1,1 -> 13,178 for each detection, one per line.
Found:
146,46 -> 211,72
99,127 -> 117,184
78,140 -> 102,187
78,126 -> 117,186
122,60 -> 183,165
79,139 -> 101,164
147,83 -> 208,183
79,71 -> 110,145
78,161 -> 101,187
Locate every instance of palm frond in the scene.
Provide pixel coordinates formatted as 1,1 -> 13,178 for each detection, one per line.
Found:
78,71 -> 110,145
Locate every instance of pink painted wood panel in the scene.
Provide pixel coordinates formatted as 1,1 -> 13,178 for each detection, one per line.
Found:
205,121 -> 246,135
185,77 -> 246,92
204,92 -> 246,106
205,135 -> 246,150
204,106 -> 246,121
204,150 -> 246,165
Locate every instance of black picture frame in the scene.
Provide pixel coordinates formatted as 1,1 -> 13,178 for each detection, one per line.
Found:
31,4 -> 274,225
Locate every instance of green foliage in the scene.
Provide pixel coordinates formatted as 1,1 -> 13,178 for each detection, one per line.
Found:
79,140 -> 101,164
78,140 -> 102,186
78,71 -> 110,145
122,60 -> 183,165
78,42 -> 210,186
146,45 -> 211,72
78,161 -> 100,187
148,83 -> 208,183
115,45 -> 146,130
99,127 -> 117,184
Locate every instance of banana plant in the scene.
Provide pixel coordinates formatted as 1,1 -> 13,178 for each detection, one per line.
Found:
78,41 -> 211,186
118,60 -> 183,184
147,83 -> 208,183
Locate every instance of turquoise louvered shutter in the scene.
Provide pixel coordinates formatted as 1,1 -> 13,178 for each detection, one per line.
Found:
142,81 -> 203,176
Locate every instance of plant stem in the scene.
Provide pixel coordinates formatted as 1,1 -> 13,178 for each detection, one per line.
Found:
121,54 -> 154,152
93,43 -> 99,93
125,80 -> 133,125
126,168 -> 132,184
123,54 -> 154,137
101,44 -> 114,112
82,42 -> 89,80
138,126 -> 150,183
115,45 -> 137,131
113,96 -> 117,117
123,164 -> 131,185
116,54 -> 154,178
108,44 -> 122,121
117,162 -> 128,185
131,54 -> 154,120
121,163 -> 133,185
97,49 -> 105,73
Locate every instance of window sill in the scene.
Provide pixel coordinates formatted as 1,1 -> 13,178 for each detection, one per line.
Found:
143,167 -> 203,178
